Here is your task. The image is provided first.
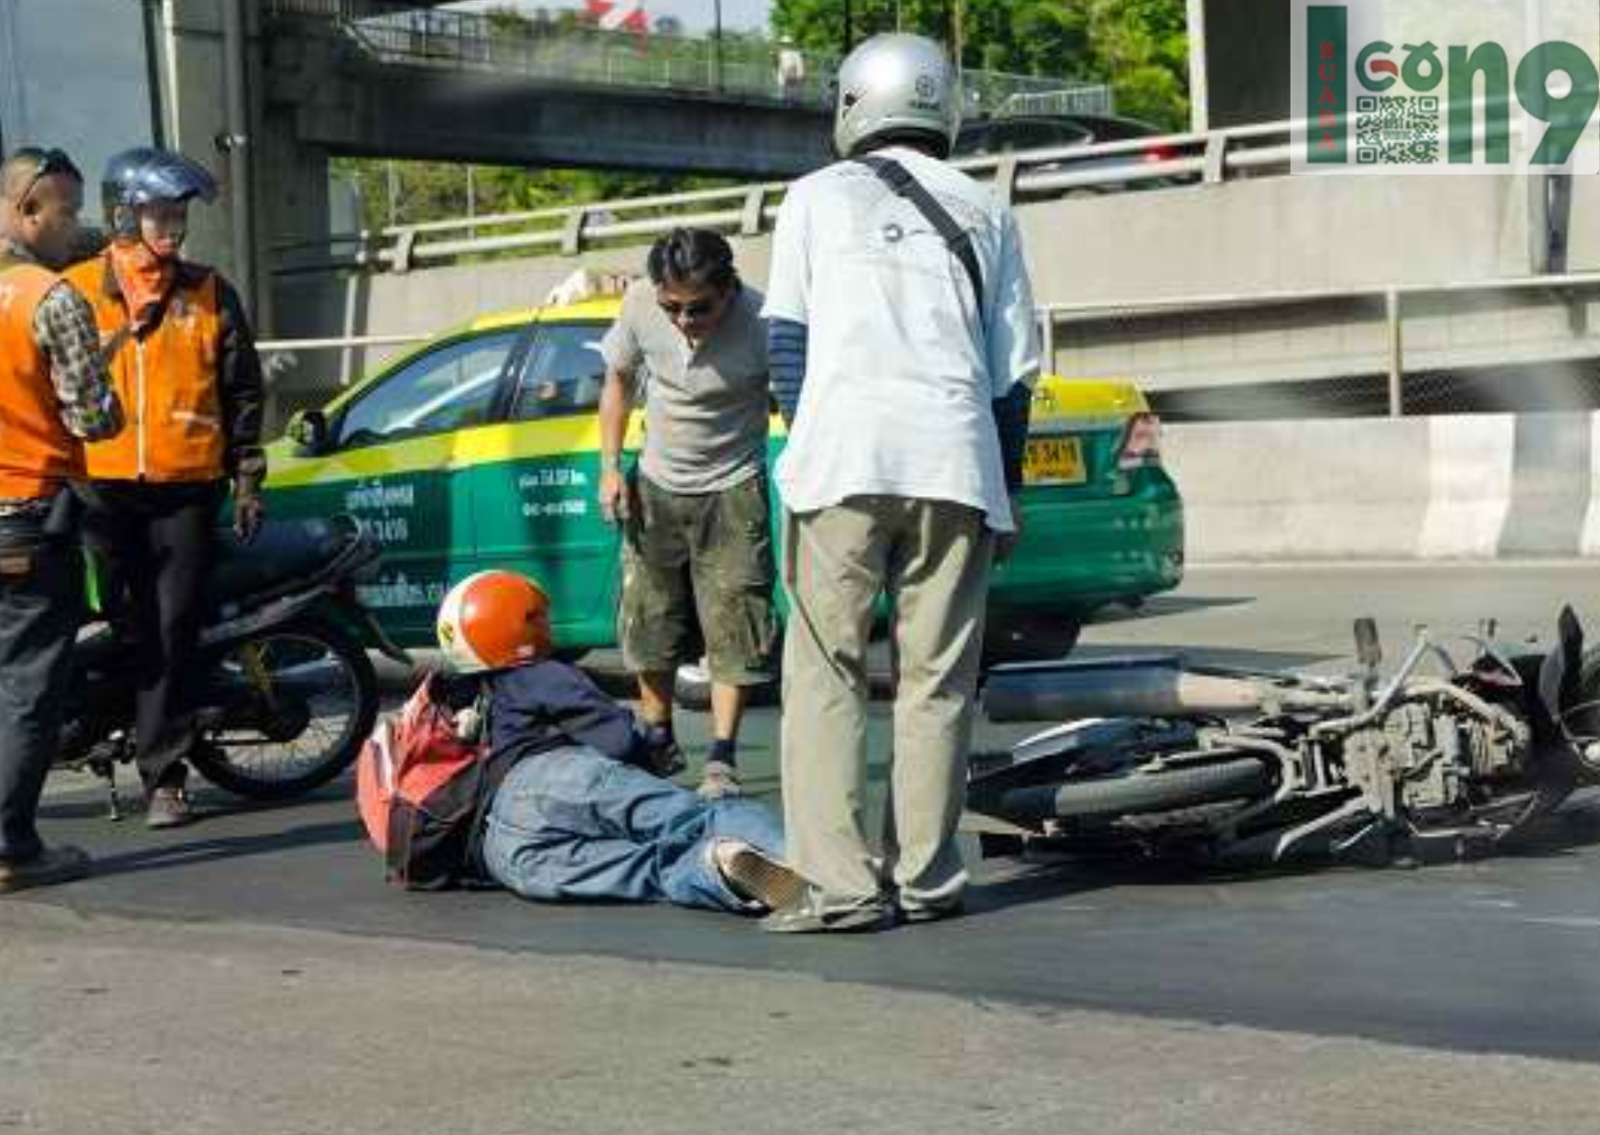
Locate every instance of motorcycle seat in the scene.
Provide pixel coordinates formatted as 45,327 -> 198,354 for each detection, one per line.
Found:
209,517 -> 360,607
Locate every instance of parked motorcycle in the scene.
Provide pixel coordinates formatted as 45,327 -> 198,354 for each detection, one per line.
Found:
57,515 -> 407,814
968,608 -> 1600,865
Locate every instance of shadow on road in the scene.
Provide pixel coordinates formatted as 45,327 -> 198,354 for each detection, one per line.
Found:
966,792 -> 1600,909
1095,593 -> 1257,623
48,819 -> 362,881
1499,794 -> 1600,860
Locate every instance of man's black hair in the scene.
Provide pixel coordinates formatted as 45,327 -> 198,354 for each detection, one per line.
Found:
646,227 -> 738,291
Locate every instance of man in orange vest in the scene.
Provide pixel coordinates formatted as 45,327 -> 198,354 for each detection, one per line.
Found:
67,147 -> 266,830
0,147 -> 124,893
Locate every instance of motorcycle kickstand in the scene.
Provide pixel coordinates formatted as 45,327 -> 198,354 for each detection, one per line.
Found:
88,759 -> 124,822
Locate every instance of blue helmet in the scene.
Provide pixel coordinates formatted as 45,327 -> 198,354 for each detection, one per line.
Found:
101,147 -> 217,236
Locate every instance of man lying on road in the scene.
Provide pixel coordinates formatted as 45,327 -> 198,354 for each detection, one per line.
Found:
430,569 -> 806,915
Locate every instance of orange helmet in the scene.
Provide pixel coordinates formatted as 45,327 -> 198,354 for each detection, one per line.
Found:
436,570 -> 554,674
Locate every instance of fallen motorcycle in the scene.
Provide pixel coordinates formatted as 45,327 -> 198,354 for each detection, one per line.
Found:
57,515 -> 408,814
968,608 -> 1600,865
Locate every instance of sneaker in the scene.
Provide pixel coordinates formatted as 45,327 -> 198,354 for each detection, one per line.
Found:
897,898 -> 966,925
760,888 -> 896,934
713,841 -> 807,912
643,734 -> 686,778
696,759 -> 742,799
0,844 -> 92,894
145,786 -> 194,829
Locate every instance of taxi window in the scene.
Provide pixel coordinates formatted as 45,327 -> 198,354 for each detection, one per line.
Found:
508,322 -> 608,421
335,330 -> 521,449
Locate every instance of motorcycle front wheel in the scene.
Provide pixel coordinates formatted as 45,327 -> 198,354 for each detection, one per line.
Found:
191,615 -> 378,801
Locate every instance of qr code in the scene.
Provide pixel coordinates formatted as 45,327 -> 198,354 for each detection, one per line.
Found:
1355,95 -> 1440,164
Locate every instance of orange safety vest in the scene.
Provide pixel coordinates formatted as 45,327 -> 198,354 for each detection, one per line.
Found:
64,254 -> 226,483
0,255 -> 83,501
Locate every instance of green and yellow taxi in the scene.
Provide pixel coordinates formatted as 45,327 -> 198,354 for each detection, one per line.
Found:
264,296 -> 1184,655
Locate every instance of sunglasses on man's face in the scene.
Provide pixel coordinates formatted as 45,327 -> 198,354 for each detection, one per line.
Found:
11,148 -> 80,207
657,297 -> 718,321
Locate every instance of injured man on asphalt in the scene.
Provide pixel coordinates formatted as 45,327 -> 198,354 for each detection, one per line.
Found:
418,569 -> 807,915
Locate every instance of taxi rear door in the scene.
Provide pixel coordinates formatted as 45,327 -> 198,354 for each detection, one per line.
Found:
463,320 -> 625,651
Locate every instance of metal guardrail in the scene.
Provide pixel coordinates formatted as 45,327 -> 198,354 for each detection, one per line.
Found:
260,273 -> 1600,420
1037,271 -> 1600,418
285,99 -> 1553,275
272,117 -> 1295,275
266,0 -> 1105,120
993,87 -> 1114,118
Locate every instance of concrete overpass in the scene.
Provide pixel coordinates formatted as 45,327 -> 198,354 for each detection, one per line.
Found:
150,0 -> 836,330
264,2 -> 838,177
145,0 -> 1100,331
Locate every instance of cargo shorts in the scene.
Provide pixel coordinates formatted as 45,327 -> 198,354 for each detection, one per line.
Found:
619,470 -> 778,686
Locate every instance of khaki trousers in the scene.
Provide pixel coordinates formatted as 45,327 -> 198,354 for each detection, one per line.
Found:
780,497 -> 993,910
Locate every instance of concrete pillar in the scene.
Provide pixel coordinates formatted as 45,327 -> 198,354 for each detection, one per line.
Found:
1191,0 -> 1291,129
149,0 -> 268,320
1185,0 -> 1209,134
0,0 -> 152,215
0,1 -> 25,154
255,19 -> 337,340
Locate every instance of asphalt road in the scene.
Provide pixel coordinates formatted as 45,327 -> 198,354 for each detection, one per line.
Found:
8,563 -> 1600,1134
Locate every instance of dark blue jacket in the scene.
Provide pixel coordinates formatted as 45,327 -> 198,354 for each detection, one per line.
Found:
486,659 -> 652,769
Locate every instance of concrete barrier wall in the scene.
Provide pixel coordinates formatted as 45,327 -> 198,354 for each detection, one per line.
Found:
1166,411 -> 1600,561
268,171 -> 1600,410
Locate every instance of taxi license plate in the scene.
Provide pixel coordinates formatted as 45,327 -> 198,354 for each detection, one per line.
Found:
1023,436 -> 1086,485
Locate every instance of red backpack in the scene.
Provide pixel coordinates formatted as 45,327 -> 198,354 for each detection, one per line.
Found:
356,673 -> 493,889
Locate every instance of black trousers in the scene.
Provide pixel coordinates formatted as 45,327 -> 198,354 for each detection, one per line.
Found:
77,480 -> 225,792
0,513 -> 82,863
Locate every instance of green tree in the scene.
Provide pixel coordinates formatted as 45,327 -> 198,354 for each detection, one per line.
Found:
770,0 -> 1189,129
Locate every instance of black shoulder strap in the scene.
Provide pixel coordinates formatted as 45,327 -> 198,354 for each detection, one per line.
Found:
854,154 -> 984,316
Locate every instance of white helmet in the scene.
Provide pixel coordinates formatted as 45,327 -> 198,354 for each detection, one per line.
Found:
832,33 -> 962,159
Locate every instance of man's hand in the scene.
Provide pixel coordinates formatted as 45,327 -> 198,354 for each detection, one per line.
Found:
995,492 -> 1024,563
598,467 -> 630,525
233,486 -> 265,544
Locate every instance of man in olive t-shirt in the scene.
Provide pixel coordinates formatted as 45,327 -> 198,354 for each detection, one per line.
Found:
597,228 -> 776,800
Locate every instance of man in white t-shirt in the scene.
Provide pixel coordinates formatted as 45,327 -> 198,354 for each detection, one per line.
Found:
761,33 -> 1041,932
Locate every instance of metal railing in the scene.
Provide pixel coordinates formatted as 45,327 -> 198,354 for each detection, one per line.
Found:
285,98 -> 1563,276
1038,271 -> 1600,417
267,0 -> 1106,119
992,87 -> 1115,118
272,115 -> 1298,275
278,180 -> 792,274
268,98 -> 1568,283
257,266 -> 1600,425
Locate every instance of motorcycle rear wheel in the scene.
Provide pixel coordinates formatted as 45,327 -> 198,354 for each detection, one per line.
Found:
1049,757 -> 1272,820
190,615 -> 378,801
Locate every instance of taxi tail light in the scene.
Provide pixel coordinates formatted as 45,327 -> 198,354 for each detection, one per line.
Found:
1117,412 -> 1163,469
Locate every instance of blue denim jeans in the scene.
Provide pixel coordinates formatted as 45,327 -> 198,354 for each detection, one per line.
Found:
480,745 -> 786,913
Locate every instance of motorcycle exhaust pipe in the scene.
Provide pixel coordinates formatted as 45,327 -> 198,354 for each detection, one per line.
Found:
983,656 -> 1268,723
